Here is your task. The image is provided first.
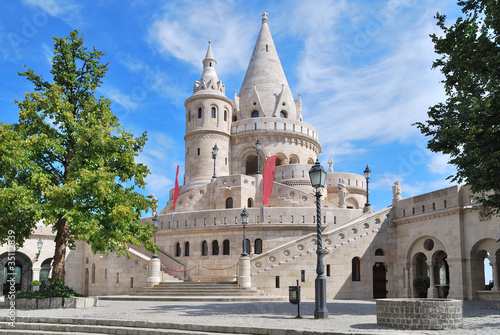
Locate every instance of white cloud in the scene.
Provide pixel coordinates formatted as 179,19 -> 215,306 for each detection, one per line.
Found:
291,0 -> 452,159
22,0 -> 83,26
101,87 -> 138,110
147,0 -> 256,77
427,152 -> 455,175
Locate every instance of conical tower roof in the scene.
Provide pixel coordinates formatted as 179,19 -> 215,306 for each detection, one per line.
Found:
238,13 -> 297,119
193,41 -> 225,96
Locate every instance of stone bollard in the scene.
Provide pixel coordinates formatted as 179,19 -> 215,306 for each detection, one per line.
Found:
238,255 -> 251,288
147,257 -> 161,287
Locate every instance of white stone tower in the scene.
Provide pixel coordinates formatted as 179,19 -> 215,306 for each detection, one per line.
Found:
183,42 -> 233,192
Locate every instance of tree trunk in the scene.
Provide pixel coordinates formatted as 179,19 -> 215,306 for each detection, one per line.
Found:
52,216 -> 69,281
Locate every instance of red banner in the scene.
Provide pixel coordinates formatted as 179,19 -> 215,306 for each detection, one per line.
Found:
263,156 -> 277,205
173,165 -> 179,211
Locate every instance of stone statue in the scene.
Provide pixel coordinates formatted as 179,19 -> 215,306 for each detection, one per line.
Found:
392,181 -> 402,200
338,179 -> 348,208
151,194 -> 158,217
328,158 -> 334,173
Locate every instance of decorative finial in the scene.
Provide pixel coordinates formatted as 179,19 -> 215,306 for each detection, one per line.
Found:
262,12 -> 268,23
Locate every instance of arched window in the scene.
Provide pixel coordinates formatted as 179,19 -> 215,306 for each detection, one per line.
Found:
201,241 -> 208,256
233,115 -> 237,122
223,239 -> 230,255
91,263 -> 96,284
224,110 -> 227,121
198,108 -> 202,118
211,107 -> 216,118
247,198 -> 254,208
255,239 -> 263,254
184,242 -> 190,257
375,249 -> 384,256
251,111 -> 259,118
188,111 -> 191,122
245,239 -> 251,254
212,240 -> 219,255
226,197 -> 233,209
175,242 -> 181,257
352,257 -> 361,281
280,110 -> 287,118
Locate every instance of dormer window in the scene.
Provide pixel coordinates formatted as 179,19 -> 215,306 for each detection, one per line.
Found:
280,111 -> 287,118
251,111 -> 259,118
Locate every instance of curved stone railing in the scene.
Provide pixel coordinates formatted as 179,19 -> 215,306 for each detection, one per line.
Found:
231,117 -> 319,141
376,298 -> 463,330
250,207 -> 391,275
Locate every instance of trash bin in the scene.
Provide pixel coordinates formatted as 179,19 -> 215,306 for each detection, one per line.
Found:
289,279 -> 302,318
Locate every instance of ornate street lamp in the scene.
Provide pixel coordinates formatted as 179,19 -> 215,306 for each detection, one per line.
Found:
34,238 -> 43,261
255,139 -> 262,175
308,159 -> 328,319
152,212 -> 159,259
212,144 -> 219,178
240,207 -> 249,256
364,165 -> 371,208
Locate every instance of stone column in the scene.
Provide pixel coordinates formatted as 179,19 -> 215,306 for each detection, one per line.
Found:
427,260 -> 437,298
147,258 -> 161,288
404,267 -> 410,297
489,257 -> 499,291
31,267 -> 41,291
238,255 -> 251,288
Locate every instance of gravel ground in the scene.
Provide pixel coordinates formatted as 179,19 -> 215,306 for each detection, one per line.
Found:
1,297 -> 499,334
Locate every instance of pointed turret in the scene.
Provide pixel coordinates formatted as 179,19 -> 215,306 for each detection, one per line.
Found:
194,41 -> 225,96
238,13 -> 297,120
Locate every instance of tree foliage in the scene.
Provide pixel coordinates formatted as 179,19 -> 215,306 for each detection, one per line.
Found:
415,0 -> 500,215
0,31 -> 156,280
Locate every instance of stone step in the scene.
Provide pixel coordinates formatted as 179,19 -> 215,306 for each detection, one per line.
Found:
0,317 -> 255,335
132,282 -> 266,298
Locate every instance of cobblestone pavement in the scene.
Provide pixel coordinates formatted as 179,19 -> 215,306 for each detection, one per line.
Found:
1,298 -> 499,334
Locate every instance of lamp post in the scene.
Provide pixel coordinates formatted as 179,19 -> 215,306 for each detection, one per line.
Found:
255,139 -> 262,175
241,207 -> 249,256
152,212 -> 159,259
212,144 -> 219,178
364,165 -> 371,208
34,238 -> 43,261
308,159 -> 328,319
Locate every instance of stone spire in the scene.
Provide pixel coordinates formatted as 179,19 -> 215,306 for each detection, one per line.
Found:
193,41 -> 225,96
238,13 -> 297,119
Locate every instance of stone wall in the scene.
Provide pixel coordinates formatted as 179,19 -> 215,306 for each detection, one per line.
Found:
376,298 -> 463,330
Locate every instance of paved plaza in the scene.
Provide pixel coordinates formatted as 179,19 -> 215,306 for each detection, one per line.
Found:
1,297 -> 500,334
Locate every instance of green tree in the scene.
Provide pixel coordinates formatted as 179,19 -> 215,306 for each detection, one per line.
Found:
0,31 -> 156,281
416,0 -> 500,215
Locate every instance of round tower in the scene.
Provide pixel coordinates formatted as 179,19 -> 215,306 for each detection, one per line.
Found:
183,42 -> 233,193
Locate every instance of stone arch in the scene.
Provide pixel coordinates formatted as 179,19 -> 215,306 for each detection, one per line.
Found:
307,158 -> 315,165
275,153 -> 287,166
289,154 -> 299,164
345,197 -> 359,209
407,235 -> 448,298
0,251 -> 32,295
470,238 -> 499,295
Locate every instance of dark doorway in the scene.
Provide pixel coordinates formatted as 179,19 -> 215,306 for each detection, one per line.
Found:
373,262 -> 387,299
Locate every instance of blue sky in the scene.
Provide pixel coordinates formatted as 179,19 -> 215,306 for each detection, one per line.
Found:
0,0 -> 463,214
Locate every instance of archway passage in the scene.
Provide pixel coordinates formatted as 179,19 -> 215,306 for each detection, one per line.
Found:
373,262 -> 387,298
0,252 -> 32,295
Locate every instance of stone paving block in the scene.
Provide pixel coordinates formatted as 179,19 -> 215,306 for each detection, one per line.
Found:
37,299 -> 50,309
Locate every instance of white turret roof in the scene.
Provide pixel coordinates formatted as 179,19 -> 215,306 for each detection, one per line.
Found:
238,13 -> 297,119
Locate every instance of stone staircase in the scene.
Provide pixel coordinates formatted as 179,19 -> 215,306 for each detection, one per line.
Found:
250,207 -> 392,277
0,316 -> 249,334
102,281 -> 286,302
